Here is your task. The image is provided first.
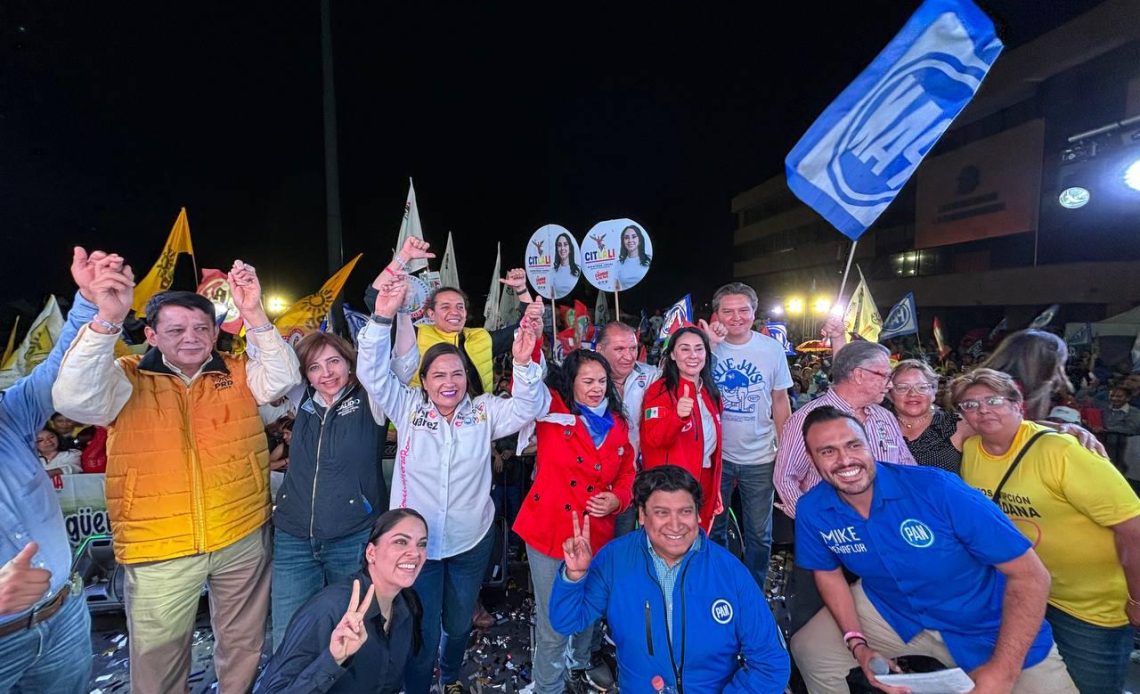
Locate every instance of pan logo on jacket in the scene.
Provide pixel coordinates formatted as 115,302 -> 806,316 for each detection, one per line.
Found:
711,599 -> 734,625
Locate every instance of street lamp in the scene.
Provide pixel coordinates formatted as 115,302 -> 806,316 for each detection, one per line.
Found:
785,297 -> 805,315
266,295 -> 290,316
812,297 -> 832,315
770,305 -> 784,317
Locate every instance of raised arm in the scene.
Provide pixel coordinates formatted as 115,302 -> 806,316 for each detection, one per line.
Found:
52,252 -> 136,427
356,272 -> 419,429
485,313 -> 545,439
228,260 -> 301,403
8,248 -> 104,434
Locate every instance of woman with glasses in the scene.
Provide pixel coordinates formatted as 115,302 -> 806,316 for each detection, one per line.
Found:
951,368 -> 1140,694
888,359 -> 972,474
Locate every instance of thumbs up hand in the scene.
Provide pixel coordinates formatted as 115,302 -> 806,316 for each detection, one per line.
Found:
0,542 -> 52,615
676,382 -> 695,419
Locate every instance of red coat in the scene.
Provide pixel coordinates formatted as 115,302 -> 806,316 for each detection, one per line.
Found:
513,391 -> 636,559
640,379 -> 723,531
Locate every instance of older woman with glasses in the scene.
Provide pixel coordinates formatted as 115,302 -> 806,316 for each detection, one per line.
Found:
888,359 -> 973,474
951,368 -> 1140,694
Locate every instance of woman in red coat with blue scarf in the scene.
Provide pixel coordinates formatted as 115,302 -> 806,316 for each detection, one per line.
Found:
513,349 -> 635,694
640,326 -> 723,531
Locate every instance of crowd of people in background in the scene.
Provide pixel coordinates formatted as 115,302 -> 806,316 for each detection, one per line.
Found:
2,240 -> 1139,694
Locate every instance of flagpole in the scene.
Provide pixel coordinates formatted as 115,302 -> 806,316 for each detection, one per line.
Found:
835,240 -> 858,305
190,253 -> 200,286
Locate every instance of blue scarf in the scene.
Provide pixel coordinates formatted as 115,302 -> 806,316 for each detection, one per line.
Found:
577,400 -> 614,448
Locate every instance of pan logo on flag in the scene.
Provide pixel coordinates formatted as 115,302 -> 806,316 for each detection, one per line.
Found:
829,15 -> 999,208
786,1 -> 1003,240
883,300 -> 912,333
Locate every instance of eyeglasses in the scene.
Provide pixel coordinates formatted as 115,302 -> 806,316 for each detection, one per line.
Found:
892,383 -> 936,395
858,366 -> 892,381
957,395 -> 1011,412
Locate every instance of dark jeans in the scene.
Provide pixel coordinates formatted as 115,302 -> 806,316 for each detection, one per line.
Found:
0,590 -> 92,693
1045,604 -> 1133,694
404,526 -> 496,693
711,460 -> 775,590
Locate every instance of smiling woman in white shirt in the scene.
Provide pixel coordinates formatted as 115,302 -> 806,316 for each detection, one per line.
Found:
357,268 -> 545,694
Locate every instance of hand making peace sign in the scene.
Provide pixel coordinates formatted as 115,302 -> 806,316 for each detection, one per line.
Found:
329,579 -> 376,666
561,511 -> 593,581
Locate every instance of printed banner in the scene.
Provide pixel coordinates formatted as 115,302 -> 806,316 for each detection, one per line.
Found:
785,0 -> 1003,239
525,225 -> 580,299
581,219 -> 654,292
54,473 -> 111,549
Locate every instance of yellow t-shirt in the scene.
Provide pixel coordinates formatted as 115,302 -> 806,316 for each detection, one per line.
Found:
961,421 -> 1140,627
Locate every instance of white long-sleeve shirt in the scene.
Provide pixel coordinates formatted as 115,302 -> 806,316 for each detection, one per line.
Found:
356,320 -> 543,560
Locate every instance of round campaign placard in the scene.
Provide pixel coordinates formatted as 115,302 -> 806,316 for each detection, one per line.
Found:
401,273 -> 431,322
525,224 -> 581,299
581,218 -> 653,292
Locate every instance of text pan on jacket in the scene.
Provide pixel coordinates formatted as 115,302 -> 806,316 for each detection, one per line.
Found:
355,320 -> 544,560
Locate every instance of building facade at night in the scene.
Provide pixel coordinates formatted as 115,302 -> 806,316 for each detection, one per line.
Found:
732,0 -> 1140,345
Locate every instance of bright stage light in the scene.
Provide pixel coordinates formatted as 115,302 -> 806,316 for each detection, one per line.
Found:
1124,159 -> 1140,192
770,305 -> 784,316
1058,186 -> 1090,209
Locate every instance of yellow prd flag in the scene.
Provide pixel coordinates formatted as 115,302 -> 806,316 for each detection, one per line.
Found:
0,296 -> 64,389
131,207 -> 196,314
1,315 -> 20,367
842,266 -> 883,343
274,254 -> 363,345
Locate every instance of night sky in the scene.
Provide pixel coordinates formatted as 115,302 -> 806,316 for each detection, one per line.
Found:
0,0 -> 1102,324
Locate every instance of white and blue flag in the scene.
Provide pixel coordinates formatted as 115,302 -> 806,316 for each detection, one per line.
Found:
658,294 -> 693,344
785,0 -> 1003,240
879,292 -> 919,340
766,321 -> 796,355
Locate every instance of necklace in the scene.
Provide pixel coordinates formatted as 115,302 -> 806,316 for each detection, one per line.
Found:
898,411 -> 933,430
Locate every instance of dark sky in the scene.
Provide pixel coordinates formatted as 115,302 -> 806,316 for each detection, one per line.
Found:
0,0 -> 1103,322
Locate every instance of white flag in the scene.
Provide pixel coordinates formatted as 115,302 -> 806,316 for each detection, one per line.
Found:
498,280 -> 522,327
595,291 -> 610,326
395,178 -> 429,274
842,267 -> 883,342
440,231 -> 460,288
484,243 -> 503,330
0,295 -> 64,389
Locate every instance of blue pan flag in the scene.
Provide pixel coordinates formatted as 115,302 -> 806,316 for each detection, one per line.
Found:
786,0 -> 1002,240
879,292 -> 919,340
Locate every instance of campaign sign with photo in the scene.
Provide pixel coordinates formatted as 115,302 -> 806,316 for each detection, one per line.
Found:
525,224 -> 581,299
581,219 -> 653,292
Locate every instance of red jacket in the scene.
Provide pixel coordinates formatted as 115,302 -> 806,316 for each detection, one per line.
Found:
640,379 -> 723,530
513,391 -> 635,559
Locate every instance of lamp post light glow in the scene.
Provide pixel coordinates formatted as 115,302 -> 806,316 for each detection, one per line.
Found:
770,305 -> 784,317
266,295 -> 290,316
1124,159 -> 1140,193
785,297 -> 805,316
812,297 -> 832,315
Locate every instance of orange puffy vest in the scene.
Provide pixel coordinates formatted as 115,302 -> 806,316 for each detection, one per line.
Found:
105,349 -> 269,564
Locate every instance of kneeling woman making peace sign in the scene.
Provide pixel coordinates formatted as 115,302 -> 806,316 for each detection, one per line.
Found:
358,271 -> 545,694
255,508 -> 429,693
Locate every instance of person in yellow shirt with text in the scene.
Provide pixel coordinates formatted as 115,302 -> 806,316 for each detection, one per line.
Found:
951,368 -> 1140,694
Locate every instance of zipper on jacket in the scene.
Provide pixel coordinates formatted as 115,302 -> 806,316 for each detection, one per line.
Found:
182,385 -> 206,552
644,600 -> 654,656
644,543 -> 693,694
309,405 -> 330,538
